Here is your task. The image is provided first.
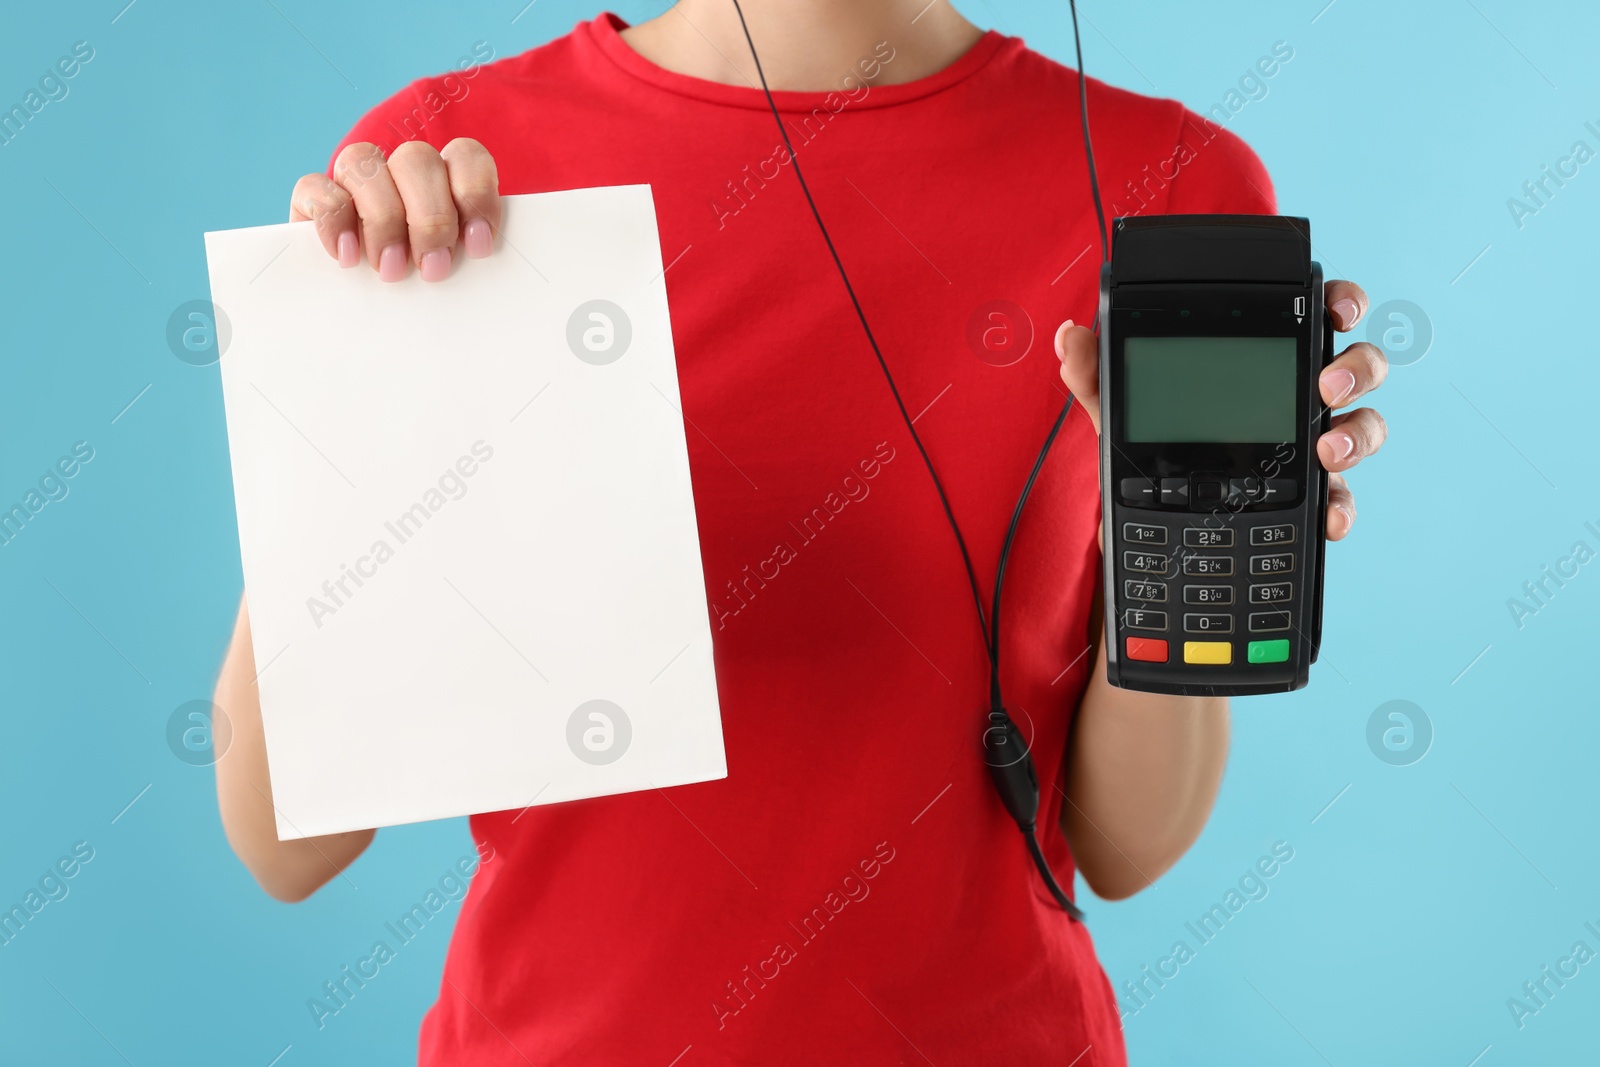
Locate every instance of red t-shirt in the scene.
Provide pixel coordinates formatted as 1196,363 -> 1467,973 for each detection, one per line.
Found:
332,15 -> 1273,1065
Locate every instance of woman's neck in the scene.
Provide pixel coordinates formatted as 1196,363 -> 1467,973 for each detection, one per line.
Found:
620,0 -> 985,92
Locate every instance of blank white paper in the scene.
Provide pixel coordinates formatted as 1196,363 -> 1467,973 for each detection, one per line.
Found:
206,186 -> 725,840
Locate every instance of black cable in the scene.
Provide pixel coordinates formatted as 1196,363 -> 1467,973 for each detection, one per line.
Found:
987,396 -> 1072,713
984,0 -> 1105,926
729,0 -> 1107,923
1026,825 -> 1087,921
1069,0 -> 1108,263
728,0 -> 994,662
988,0 -> 1102,715
986,396 -> 1084,922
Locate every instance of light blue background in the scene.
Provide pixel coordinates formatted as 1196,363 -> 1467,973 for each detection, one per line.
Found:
2,1 -> 1595,1063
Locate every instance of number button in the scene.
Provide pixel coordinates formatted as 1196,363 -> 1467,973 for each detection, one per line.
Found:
1125,580 -> 1167,604
1122,609 -> 1168,631
1124,551 -> 1170,576
1249,553 -> 1294,576
1250,524 -> 1297,546
1249,611 -> 1292,632
1183,527 -> 1234,548
1184,585 -> 1234,605
1183,555 -> 1234,577
1184,613 -> 1233,634
1249,582 -> 1293,605
1123,523 -> 1167,546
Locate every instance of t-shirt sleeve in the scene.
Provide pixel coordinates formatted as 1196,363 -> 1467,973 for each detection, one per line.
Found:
323,78 -> 450,177
1162,106 -> 1277,215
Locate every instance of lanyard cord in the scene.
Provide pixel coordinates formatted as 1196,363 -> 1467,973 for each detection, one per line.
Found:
727,0 -> 1107,923
991,0 -> 1108,709
726,0 -> 995,665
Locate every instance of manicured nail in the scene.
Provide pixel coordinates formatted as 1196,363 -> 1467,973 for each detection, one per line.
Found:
464,218 -> 493,259
379,243 -> 407,282
337,231 -> 360,269
1056,319 -> 1081,361
1320,368 -> 1356,404
1324,432 -> 1355,462
1334,502 -> 1356,530
420,247 -> 452,283
1332,299 -> 1360,330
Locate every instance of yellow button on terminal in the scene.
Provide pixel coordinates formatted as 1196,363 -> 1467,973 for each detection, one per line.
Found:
1183,640 -> 1232,665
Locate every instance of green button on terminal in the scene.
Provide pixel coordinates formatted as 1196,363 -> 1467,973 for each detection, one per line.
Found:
1247,639 -> 1290,664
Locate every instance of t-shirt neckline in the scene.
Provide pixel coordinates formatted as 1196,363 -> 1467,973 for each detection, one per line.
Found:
586,12 -> 1008,111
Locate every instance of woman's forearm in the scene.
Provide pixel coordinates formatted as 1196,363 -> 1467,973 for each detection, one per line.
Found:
1060,640 -> 1230,900
214,597 -> 374,902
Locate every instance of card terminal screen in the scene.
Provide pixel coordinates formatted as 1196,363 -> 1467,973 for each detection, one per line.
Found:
1123,336 -> 1297,443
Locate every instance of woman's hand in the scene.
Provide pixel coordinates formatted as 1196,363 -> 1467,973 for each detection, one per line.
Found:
1055,281 -> 1387,899
287,137 -> 502,281
1054,278 -> 1387,541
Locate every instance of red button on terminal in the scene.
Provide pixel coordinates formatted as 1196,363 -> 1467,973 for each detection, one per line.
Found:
1126,637 -> 1169,663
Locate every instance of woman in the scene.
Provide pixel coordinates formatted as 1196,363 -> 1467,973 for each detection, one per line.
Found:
214,2 -> 1387,1062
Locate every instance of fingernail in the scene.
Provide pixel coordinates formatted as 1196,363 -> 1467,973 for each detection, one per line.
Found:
1325,432 -> 1355,462
1320,368 -> 1356,404
420,247 -> 452,283
1333,299 -> 1360,329
465,218 -> 493,259
337,231 -> 360,269
1334,502 -> 1356,529
379,244 -> 407,282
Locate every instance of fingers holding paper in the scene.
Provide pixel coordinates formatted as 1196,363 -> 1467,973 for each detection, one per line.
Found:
290,137 -> 501,282
441,138 -> 501,261
330,141 -> 410,279
289,173 -> 359,268
387,141 -> 461,281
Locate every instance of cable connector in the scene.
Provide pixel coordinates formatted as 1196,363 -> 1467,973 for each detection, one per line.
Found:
982,709 -> 1086,922
982,709 -> 1041,830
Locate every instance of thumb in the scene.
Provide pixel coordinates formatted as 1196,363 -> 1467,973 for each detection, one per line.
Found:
1054,319 -> 1100,435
